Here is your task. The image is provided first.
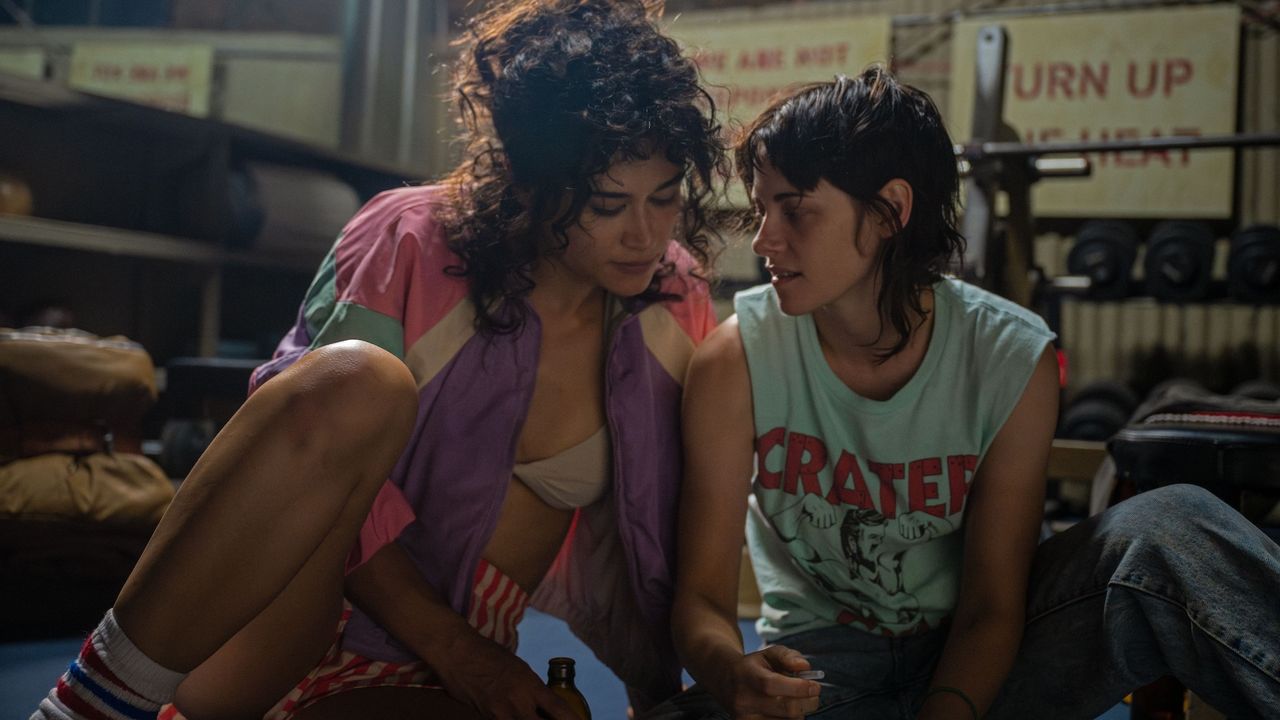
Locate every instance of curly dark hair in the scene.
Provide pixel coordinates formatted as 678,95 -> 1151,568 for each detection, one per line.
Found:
736,66 -> 965,361
439,0 -> 727,334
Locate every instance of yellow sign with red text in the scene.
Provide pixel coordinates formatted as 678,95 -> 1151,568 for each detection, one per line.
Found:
69,43 -> 213,117
669,12 -> 891,129
666,11 -> 891,205
950,5 -> 1240,218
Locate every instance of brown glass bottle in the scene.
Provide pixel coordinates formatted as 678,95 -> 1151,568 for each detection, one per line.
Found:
546,657 -> 592,720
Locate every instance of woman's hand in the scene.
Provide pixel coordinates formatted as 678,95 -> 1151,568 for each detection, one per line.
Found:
346,545 -> 578,719
432,632 -> 579,720
713,645 -> 821,720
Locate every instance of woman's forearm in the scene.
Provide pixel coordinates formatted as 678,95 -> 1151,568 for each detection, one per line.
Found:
344,541 -> 478,668
673,593 -> 748,700
918,608 -> 1024,720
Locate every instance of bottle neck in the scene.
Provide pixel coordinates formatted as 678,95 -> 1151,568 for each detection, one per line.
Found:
548,659 -> 576,686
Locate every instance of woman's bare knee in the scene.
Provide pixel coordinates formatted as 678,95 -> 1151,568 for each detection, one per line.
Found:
259,341 -> 419,460
312,340 -> 419,435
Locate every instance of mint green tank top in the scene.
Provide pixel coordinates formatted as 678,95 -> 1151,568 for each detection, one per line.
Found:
735,278 -> 1056,641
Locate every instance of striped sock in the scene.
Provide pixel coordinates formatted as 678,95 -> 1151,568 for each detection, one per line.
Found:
31,610 -> 187,720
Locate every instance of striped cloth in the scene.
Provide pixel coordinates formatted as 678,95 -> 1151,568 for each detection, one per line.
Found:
159,558 -> 530,719
466,557 -> 529,651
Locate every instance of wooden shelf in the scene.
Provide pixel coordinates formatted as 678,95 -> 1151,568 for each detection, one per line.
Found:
0,214 -> 323,272
0,71 -> 420,186
0,215 -> 325,357
0,73 -> 412,360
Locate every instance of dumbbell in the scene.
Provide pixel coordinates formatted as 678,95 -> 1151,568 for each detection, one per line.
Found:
1144,221 -> 1215,302
158,357 -> 259,480
1059,379 -> 1140,441
1066,220 -> 1138,300
1228,224 -> 1280,304
159,418 -> 218,480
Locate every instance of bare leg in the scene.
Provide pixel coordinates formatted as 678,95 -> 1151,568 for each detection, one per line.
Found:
111,340 -> 418,717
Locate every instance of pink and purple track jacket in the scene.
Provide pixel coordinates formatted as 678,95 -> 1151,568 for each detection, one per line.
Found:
249,185 -> 716,702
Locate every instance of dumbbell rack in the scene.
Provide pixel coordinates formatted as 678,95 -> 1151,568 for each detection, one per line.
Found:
958,25 -> 1280,310
959,30 -> 1280,435
959,24 -> 1280,402
958,25 -> 1280,371
961,27 -> 1280,720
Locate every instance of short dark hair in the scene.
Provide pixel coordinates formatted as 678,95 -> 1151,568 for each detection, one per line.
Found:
736,66 -> 964,360
441,0 -> 727,334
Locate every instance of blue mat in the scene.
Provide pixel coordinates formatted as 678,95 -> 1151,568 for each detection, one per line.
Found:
0,611 -> 1130,718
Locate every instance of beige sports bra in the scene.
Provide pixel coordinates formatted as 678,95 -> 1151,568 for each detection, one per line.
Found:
512,425 -> 612,510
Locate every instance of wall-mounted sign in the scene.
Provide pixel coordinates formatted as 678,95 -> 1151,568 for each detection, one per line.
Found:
0,48 -> 45,79
950,5 -> 1240,218
667,10 -> 891,205
69,43 -> 213,117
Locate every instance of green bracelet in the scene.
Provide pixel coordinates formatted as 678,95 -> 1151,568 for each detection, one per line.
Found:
924,685 -> 979,720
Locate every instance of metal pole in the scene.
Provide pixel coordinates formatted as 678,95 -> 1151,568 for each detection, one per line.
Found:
969,27 -> 1006,144
892,0 -> 1223,28
964,132 -> 1280,159
398,0 -> 421,166
960,25 -> 1007,283
198,268 -> 222,358
359,0 -> 385,157
0,0 -> 35,28
339,0 -> 363,152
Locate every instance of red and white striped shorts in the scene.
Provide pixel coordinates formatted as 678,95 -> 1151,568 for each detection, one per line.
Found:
159,558 -> 531,719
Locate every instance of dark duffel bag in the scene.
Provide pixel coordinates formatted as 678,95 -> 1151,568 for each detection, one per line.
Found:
1101,381 -> 1280,529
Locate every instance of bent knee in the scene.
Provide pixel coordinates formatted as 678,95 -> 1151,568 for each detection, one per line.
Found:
322,341 -> 418,416
1128,483 -> 1230,522
271,341 -> 419,447
1112,483 -> 1245,548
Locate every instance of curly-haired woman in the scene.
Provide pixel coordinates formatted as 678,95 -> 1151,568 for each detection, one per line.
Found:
32,1 -> 726,718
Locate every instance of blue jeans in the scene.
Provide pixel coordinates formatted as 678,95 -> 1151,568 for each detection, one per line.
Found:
645,484 -> 1280,719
